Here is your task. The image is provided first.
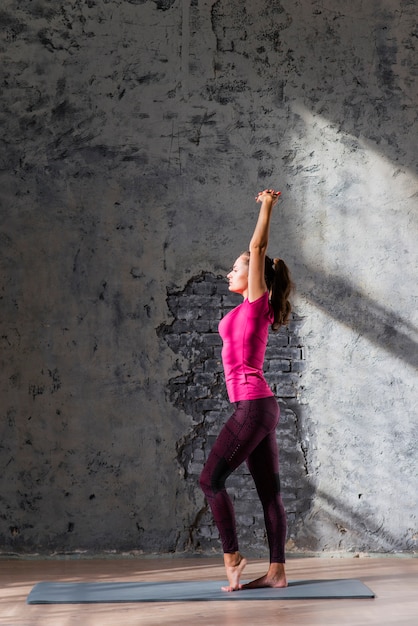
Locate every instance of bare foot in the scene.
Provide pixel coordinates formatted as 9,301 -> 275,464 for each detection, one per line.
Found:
222,552 -> 247,592
241,563 -> 287,589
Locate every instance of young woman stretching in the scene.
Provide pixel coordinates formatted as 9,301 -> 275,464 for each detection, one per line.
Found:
199,188 -> 294,592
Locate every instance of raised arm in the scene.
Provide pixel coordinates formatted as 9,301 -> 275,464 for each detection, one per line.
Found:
247,189 -> 281,302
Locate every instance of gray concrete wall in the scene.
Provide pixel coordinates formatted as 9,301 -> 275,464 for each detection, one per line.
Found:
0,0 -> 417,555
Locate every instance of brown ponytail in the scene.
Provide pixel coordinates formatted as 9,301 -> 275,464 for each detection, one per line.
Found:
242,251 -> 294,331
265,256 -> 294,331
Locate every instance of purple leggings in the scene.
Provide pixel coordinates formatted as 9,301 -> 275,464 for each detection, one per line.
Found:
199,396 -> 287,563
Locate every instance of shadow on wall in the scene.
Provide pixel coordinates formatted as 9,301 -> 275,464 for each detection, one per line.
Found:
285,0 -> 417,175
301,266 -> 418,370
304,489 -> 417,553
209,0 -> 416,175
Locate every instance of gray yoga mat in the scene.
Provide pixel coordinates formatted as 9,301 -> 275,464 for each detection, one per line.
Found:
27,579 -> 375,603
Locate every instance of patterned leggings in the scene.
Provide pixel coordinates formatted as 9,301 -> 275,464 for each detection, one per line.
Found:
199,396 -> 287,563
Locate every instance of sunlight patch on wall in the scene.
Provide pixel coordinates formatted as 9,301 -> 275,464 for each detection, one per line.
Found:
290,102 -> 418,334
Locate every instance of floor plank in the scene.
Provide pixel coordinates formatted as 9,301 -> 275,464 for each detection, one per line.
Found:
0,555 -> 416,625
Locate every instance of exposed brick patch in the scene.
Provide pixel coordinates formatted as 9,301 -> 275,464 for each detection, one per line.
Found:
158,272 -> 313,555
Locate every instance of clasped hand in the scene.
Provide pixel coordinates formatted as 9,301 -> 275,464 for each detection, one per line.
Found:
255,188 -> 281,205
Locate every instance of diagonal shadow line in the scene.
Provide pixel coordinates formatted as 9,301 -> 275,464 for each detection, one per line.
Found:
289,1 -> 417,176
298,267 -> 418,370
315,489 -> 413,552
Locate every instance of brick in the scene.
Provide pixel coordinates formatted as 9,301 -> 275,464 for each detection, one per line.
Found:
177,307 -> 195,321
222,294 -> 242,307
191,282 -> 218,296
192,448 -> 205,462
194,373 -> 215,385
291,360 -> 308,372
208,319 -> 222,332
288,334 -> 304,347
288,318 -> 305,333
186,385 -> 209,399
170,320 -> 195,333
194,320 -> 212,332
196,400 -> 226,413
201,333 -> 223,346
188,462 -> 203,475
203,359 -> 223,373
275,346 -> 304,360
198,526 -> 219,539
267,359 -> 291,372
204,411 -> 223,423
208,421 -> 227,436
188,295 -> 220,309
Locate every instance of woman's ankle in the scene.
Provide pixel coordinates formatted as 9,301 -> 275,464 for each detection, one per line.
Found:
224,551 -> 243,567
269,562 -> 285,572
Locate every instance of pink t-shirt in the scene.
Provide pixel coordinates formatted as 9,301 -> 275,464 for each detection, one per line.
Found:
218,291 -> 274,403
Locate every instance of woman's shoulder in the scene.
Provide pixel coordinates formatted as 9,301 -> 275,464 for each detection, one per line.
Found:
244,291 -> 272,318
245,291 -> 270,307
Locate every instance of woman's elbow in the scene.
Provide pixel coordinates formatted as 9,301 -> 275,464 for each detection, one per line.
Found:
249,242 -> 267,254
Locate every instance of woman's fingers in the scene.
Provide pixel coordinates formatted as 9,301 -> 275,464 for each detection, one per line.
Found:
255,189 -> 281,200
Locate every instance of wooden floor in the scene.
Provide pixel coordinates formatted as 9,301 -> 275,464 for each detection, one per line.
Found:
0,555 -> 417,625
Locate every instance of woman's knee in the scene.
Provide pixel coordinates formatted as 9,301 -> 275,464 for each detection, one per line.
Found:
199,466 -> 210,495
200,457 -> 231,495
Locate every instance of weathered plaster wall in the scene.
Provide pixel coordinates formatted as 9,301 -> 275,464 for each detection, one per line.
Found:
0,0 -> 417,555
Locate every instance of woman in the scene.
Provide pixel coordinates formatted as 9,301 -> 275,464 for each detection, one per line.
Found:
199,188 -> 294,592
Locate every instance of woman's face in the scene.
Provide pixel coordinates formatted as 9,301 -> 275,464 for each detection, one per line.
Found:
227,255 -> 249,296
